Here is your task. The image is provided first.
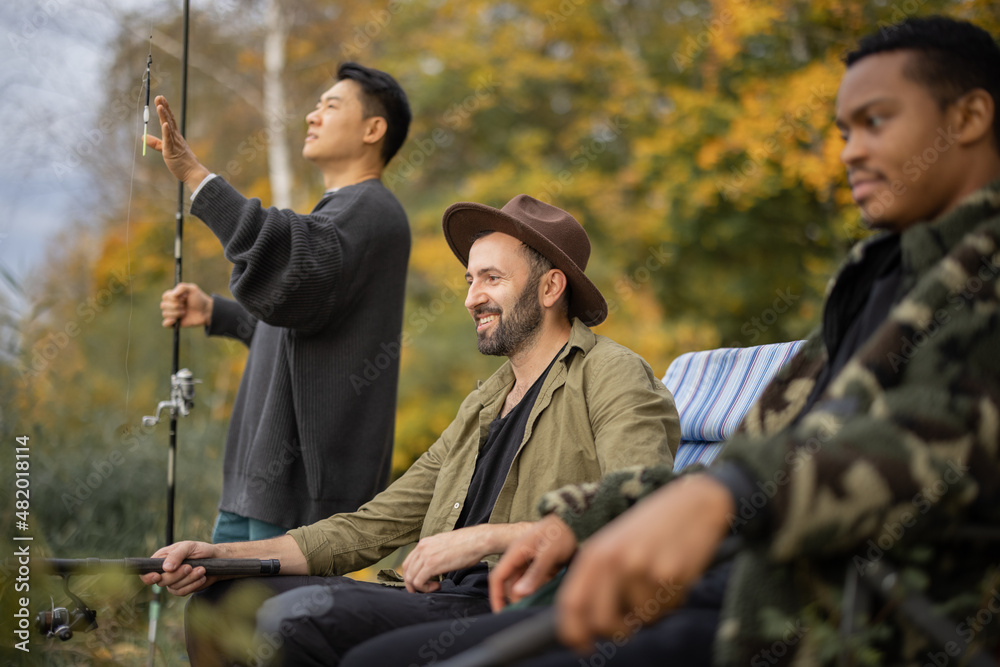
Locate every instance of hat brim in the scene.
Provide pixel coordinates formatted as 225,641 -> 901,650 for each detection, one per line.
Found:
442,201 -> 608,327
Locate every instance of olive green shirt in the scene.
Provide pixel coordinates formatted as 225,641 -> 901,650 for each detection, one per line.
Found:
288,318 -> 680,576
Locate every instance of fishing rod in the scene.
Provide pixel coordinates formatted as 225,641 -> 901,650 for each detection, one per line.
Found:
43,558 -> 282,577
139,1 -> 195,663
141,0 -> 193,550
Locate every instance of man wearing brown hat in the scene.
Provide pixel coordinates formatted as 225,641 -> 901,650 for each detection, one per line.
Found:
142,195 -> 679,666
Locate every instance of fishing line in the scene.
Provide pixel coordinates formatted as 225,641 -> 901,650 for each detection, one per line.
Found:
123,25 -> 153,420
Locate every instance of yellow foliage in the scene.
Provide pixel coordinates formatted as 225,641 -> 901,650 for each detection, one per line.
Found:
410,235 -> 458,283
709,0 -> 784,63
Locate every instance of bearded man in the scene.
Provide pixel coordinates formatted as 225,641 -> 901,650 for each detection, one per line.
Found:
142,194 -> 680,666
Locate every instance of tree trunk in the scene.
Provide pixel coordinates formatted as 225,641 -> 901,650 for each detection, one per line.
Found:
263,0 -> 292,208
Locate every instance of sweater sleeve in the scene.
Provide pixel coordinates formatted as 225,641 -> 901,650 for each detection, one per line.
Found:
190,177 -> 388,335
205,295 -> 257,347
537,464 -> 677,542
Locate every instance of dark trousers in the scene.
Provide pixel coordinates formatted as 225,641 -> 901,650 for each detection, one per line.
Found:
184,576 -> 491,667
340,563 -> 730,667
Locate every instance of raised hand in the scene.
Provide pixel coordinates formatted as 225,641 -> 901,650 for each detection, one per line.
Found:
144,95 -> 211,190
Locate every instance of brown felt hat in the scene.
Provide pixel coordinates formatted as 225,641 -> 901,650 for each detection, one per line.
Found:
442,194 -> 608,326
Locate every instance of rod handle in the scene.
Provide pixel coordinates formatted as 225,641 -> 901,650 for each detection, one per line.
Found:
43,558 -> 281,576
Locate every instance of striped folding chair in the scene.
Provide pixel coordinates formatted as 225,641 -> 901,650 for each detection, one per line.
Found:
662,340 -> 805,471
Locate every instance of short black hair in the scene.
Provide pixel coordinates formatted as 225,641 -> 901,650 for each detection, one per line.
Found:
336,62 -> 412,165
845,16 -> 1000,150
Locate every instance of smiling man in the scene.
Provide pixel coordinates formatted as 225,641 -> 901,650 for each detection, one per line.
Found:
338,15 -> 1000,667
141,195 -> 679,666
147,63 -> 412,544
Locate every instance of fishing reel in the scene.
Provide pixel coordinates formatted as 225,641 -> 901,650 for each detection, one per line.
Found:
35,577 -> 97,641
143,368 -> 201,426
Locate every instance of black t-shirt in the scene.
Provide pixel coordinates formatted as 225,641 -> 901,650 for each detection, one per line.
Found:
710,234 -> 905,539
801,234 -> 903,416
441,350 -> 562,594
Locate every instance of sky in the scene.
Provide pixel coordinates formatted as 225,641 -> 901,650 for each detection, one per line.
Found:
0,0 -> 168,289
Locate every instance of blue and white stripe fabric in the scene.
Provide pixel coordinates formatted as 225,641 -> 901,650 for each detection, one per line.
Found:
662,340 -> 805,470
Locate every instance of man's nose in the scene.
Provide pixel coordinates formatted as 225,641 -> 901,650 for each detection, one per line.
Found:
465,282 -> 486,311
840,131 -> 866,166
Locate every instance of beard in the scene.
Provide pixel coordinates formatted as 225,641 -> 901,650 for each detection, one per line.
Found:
476,273 -> 544,357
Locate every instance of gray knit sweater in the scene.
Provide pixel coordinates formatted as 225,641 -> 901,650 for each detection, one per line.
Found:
193,176 -> 410,528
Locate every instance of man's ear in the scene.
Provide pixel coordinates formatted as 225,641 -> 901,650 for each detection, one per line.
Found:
539,269 -> 568,309
363,116 -> 388,147
951,88 -> 995,147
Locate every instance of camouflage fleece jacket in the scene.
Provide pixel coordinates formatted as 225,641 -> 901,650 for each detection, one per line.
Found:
539,179 -> 1000,666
